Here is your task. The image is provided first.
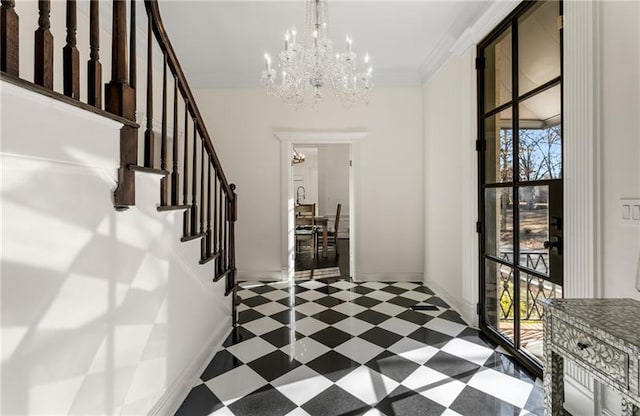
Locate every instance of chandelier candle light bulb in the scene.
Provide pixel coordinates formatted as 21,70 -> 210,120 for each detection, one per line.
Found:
260,0 -> 373,107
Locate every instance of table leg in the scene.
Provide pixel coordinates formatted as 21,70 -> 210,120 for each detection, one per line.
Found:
544,310 -> 564,416
322,225 -> 328,258
622,398 -> 639,416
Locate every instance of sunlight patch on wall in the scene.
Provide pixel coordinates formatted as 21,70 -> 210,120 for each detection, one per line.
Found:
28,374 -> 85,415
130,253 -> 170,292
38,274 -> 127,330
1,326 -> 29,362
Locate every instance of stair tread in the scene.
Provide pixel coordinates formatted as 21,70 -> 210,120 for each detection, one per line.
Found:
128,165 -> 169,175
199,251 -> 221,265
214,268 -> 232,282
157,204 -> 190,212
180,232 -> 206,242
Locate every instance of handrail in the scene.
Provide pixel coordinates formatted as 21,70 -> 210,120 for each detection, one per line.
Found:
144,0 -> 233,199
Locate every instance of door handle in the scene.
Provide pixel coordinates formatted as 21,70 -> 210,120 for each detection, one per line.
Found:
543,236 -> 563,255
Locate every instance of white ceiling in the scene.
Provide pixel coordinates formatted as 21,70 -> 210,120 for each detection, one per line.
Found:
158,0 -> 495,88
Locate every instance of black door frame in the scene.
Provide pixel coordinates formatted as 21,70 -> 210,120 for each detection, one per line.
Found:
476,0 -> 564,378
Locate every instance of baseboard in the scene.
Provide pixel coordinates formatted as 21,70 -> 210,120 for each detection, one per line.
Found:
355,272 -> 423,282
423,276 -> 477,326
237,269 -> 287,282
148,315 -> 232,416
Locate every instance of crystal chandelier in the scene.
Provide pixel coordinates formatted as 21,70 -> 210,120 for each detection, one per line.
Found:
261,0 -> 373,108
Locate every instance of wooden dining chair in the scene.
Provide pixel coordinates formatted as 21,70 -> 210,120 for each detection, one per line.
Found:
295,204 -> 316,255
317,203 -> 341,255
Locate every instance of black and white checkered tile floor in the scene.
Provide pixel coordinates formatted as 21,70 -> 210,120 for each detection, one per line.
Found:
176,279 -> 544,416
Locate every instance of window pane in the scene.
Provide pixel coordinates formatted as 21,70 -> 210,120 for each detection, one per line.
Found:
485,108 -> 513,184
485,260 -> 515,343
518,0 -> 561,95
518,185 -> 549,276
484,29 -> 512,112
485,187 -> 513,259
519,272 -> 562,362
518,85 -> 562,181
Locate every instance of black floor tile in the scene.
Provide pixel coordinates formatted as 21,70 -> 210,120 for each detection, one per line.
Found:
222,327 -> 256,347
354,309 -> 392,325
380,285 -> 408,295
387,295 -> 418,308
227,385 -> 297,416
301,385 -> 370,416
312,309 -> 348,325
359,327 -> 403,349
424,351 -> 480,383
425,296 -> 451,308
456,327 -> 497,349
351,285 -> 375,295
375,385 -> 446,416
352,296 -> 382,308
315,285 -> 342,295
449,385 -> 521,416
310,326 -> 352,348
483,351 -> 536,383
243,295 -> 271,307
438,309 -> 467,325
260,326 -> 304,348
247,350 -> 302,382
406,327 -> 453,348
268,309 -> 306,325
306,351 -> 359,382
365,351 -> 420,383
524,385 -> 544,416
395,310 -> 434,326
238,309 -> 265,324
277,295 -> 309,307
174,384 -> 223,416
247,285 -> 279,295
201,350 -> 243,381
413,286 -> 435,295
315,295 -> 343,308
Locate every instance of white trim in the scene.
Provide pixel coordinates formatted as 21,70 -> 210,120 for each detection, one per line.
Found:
237,270 -> 287,282
424,276 -> 478,327
148,316 -> 232,416
357,272 -> 423,283
275,129 -> 364,281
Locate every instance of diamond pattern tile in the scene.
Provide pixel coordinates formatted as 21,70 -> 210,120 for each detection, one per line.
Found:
176,279 -> 543,416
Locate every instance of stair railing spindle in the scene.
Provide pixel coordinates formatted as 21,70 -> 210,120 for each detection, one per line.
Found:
159,54 -> 167,205
171,79 -> 179,205
190,124 -> 198,236
143,18 -> 154,166
34,0 -> 53,89
1,0 -> 19,76
87,0 -> 101,108
199,141 -> 205,235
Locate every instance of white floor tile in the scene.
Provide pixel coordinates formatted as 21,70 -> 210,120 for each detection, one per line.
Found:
284,407 -> 312,416
262,290 -> 290,301
331,302 -> 367,316
297,290 -> 326,302
467,368 -> 534,408
421,379 -> 466,408
366,290 -> 396,302
205,365 -> 268,405
334,337 -> 385,364
299,280 -> 326,290
378,317 -> 420,336
226,336 -> 277,363
423,317 -> 466,337
331,290 -> 362,302
401,366 -> 449,393
295,301 -> 327,316
242,316 -> 284,336
440,409 -> 464,416
441,338 -> 494,366
391,282 -> 421,289
330,280 -> 357,290
272,366 -> 333,406
280,338 -> 331,363
361,282 -> 388,289
332,317 -> 375,336
288,317 -> 328,336
388,341 -> 439,365
210,407 -> 235,415
362,409 -> 387,416
335,366 -> 399,405
370,302 -> 406,316
398,290 -> 429,302
253,301 -> 289,316
237,289 -> 258,300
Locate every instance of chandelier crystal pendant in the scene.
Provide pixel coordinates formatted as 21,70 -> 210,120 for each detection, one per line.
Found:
261,0 -> 373,108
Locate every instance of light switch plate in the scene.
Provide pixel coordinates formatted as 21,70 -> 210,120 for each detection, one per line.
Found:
621,198 -> 640,225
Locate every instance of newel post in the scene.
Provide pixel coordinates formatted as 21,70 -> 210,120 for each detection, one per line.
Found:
108,0 -> 137,209
228,183 -> 238,326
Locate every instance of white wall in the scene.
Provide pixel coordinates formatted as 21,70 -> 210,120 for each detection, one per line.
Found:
422,49 -> 478,325
599,2 -> 640,415
1,82 -> 231,415
193,88 -> 424,282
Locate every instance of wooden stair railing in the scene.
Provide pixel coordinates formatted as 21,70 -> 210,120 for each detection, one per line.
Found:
0,0 -> 238,325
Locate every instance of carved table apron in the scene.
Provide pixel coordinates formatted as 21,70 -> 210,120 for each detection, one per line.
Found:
541,299 -> 640,416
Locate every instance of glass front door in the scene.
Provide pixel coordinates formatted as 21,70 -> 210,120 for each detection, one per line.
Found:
478,0 -> 563,375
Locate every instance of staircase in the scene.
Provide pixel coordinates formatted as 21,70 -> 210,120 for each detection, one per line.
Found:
1,0 -> 238,324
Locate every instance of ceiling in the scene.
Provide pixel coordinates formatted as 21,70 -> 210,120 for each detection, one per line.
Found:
158,1 -> 495,88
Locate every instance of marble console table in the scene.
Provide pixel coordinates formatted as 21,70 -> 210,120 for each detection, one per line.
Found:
541,298 -> 640,416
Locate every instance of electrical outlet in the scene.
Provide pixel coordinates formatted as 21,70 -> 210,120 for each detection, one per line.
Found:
621,198 -> 640,225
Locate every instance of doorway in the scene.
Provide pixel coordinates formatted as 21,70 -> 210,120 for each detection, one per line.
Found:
293,144 -> 350,279
276,129 -> 364,282
477,0 -> 563,376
